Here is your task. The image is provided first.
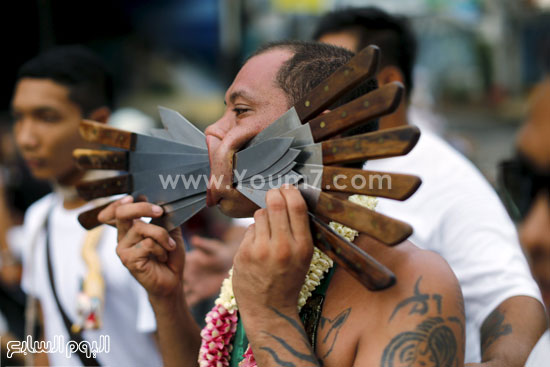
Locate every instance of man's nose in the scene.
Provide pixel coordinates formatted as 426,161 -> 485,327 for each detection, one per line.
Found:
205,114 -> 233,141
519,193 -> 550,253
14,118 -> 40,151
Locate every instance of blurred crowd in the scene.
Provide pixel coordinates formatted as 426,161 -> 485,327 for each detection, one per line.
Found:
0,1 -> 549,366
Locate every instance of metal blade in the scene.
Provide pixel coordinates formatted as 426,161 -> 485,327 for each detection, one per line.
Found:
240,170 -> 302,191
237,186 -> 267,208
241,148 -> 300,182
234,137 -> 294,180
158,107 -> 207,150
278,124 -> 314,147
151,193 -> 207,230
150,128 -> 176,140
246,108 -> 302,147
132,164 -> 210,204
134,134 -> 208,154
293,164 -> 324,189
294,144 -> 323,166
128,152 -> 209,173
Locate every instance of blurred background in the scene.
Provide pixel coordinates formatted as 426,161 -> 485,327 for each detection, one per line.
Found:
1,0 -> 550,191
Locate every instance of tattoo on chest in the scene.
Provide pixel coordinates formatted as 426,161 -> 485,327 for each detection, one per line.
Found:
318,308 -> 351,360
381,276 -> 464,367
479,308 -> 512,354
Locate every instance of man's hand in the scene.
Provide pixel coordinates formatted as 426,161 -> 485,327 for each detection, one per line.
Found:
184,235 -> 238,307
233,185 -> 314,319
98,196 -> 185,298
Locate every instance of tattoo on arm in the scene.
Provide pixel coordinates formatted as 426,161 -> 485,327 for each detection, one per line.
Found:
381,276 -> 464,367
257,307 -> 320,367
381,317 -> 458,367
480,308 -> 512,353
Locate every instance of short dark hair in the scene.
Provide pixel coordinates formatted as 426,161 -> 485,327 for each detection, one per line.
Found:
313,7 -> 417,94
16,45 -> 114,116
251,40 -> 376,108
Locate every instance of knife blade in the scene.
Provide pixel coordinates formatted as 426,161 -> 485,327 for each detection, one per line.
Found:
240,170 -> 302,191
247,46 -> 380,147
294,164 -> 421,201
80,119 -> 208,154
233,137 -> 294,180
77,137 -> 294,204
239,149 -> 300,183
158,106 -> 207,149
295,125 -> 420,166
150,193 -> 207,230
149,128 -> 175,140
73,149 -> 209,172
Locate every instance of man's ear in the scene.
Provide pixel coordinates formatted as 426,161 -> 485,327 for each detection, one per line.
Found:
87,106 -> 111,124
377,65 -> 405,86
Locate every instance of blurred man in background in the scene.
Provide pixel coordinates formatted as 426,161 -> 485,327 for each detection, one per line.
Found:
314,6 -> 548,366
499,77 -> 550,365
3,45 -> 161,366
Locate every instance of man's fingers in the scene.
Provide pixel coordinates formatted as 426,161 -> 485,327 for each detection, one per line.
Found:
265,189 -> 291,241
115,202 -> 164,221
280,185 -> 311,243
98,195 -> 133,226
138,238 -> 169,263
253,209 -> 270,243
120,220 -> 176,252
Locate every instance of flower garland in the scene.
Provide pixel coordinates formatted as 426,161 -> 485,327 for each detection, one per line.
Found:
198,195 -> 377,367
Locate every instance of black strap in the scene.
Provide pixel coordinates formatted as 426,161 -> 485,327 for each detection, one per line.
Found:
45,211 -> 101,366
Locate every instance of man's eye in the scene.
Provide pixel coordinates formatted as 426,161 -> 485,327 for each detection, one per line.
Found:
233,108 -> 250,116
36,112 -> 61,123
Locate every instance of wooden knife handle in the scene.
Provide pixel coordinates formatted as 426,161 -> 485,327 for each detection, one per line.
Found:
321,126 -> 420,164
308,82 -> 403,142
78,201 -> 113,230
321,166 -> 421,201
80,119 -> 135,150
294,46 -> 380,122
73,149 -> 128,171
76,175 -> 132,201
310,215 -> 395,291
313,191 -> 412,246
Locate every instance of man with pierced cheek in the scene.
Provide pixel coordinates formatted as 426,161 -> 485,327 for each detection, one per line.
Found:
99,41 -> 466,367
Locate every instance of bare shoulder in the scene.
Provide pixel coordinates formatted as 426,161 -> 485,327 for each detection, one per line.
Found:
315,236 -> 465,367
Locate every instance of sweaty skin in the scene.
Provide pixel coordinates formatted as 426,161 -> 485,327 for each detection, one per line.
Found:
99,48 -> 465,367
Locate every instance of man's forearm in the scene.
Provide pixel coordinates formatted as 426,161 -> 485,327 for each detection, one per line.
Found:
478,296 -> 548,367
242,306 -> 320,367
150,289 -> 201,367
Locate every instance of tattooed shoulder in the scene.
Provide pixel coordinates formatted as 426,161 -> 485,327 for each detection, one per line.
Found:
380,276 -> 464,367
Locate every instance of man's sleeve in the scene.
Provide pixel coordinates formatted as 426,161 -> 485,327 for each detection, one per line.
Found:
439,187 -> 543,329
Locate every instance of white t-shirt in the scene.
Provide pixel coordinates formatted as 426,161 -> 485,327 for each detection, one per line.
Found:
364,127 -> 543,363
13,193 -> 162,366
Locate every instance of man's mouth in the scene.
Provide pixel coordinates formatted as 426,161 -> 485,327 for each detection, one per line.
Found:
24,157 -> 46,169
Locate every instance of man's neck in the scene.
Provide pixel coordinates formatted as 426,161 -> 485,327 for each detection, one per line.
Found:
54,169 -> 88,210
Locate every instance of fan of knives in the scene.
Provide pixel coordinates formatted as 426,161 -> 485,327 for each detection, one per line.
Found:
73,46 -> 422,292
